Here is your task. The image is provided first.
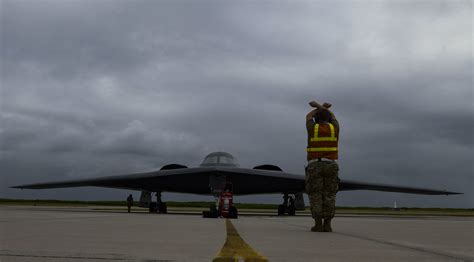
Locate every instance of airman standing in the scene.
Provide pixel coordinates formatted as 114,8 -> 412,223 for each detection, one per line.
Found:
305,101 -> 340,232
127,194 -> 133,213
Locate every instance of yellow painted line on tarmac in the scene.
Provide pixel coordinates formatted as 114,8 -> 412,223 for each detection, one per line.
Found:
213,219 -> 268,262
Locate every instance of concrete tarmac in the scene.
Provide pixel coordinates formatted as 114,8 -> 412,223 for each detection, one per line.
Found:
0,206 -> 473,261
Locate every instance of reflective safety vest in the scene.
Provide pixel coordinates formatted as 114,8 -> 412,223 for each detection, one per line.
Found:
307,123 -> 338,160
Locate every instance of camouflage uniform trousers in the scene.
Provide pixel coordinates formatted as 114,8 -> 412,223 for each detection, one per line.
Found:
305,160 -> 340,219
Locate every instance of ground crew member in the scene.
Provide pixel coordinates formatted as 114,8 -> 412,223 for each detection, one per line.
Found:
127,194 -> 133,213
305,101 -> 340,232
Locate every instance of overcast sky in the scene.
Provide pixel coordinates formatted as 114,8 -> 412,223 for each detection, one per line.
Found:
1,0 -> 472,208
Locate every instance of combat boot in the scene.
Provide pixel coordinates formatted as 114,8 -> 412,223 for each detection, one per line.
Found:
323,218 -> 332,232
311,218 -> 323,232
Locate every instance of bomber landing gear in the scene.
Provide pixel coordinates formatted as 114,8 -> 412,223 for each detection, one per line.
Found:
149,192 -> 167,214
278,193 -> 296,216
228,206 -> 238,219
202,204 -> 219,218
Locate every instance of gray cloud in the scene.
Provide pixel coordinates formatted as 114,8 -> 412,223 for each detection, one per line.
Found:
1,0 -> 472,207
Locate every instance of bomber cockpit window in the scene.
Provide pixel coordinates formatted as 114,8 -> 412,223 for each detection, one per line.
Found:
202,156 -> 219,165
219,156 -> 239,166
200,152 -> 239,167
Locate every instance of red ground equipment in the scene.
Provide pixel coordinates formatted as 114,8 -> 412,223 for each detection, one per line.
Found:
203,183 -> 238,219
219,190 -> 233,218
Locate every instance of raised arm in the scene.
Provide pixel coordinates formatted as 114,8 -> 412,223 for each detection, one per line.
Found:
308,101 -> 339,130
328,110 -> 339,130
306,108 -> 318,130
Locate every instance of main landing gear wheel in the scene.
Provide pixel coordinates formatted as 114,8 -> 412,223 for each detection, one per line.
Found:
148,202 -> 167,213
278,193 -> 297,216
228,206 -> 238,219
158,202 -> 167,214
149,202 -> 157,213
148,192 -> 167,214
202,204 -> 219,218
278,204 -> 286,216
288,203 -> 296,216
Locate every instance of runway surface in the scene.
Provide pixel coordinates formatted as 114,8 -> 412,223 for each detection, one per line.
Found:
0,206 -> 473,261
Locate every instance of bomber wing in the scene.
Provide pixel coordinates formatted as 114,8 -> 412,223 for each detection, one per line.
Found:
11,167 -> 461,195
11,167 -> 214,194
11,167 -> 306,195
339,179 -> 462,195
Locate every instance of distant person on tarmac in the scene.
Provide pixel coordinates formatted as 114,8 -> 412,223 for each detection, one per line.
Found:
127,194 -> 133,213
305,101 -> 340,232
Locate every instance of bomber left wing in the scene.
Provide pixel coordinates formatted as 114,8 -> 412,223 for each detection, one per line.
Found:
11,167 -> 305,195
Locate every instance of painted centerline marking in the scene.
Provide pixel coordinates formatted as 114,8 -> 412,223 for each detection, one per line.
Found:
213,219 -> 268,262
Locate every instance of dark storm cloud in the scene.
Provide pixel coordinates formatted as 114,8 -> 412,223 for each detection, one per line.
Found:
1,0 -> 472,207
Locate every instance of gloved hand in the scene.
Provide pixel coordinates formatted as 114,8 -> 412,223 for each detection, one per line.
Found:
322,102 -> 332,109
309,101 -> 332,109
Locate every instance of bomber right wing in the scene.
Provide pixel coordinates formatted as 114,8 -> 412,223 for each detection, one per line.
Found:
339,179 -> 462,195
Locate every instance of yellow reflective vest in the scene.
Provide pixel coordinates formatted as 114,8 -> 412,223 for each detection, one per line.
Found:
307,123 -> 339,161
